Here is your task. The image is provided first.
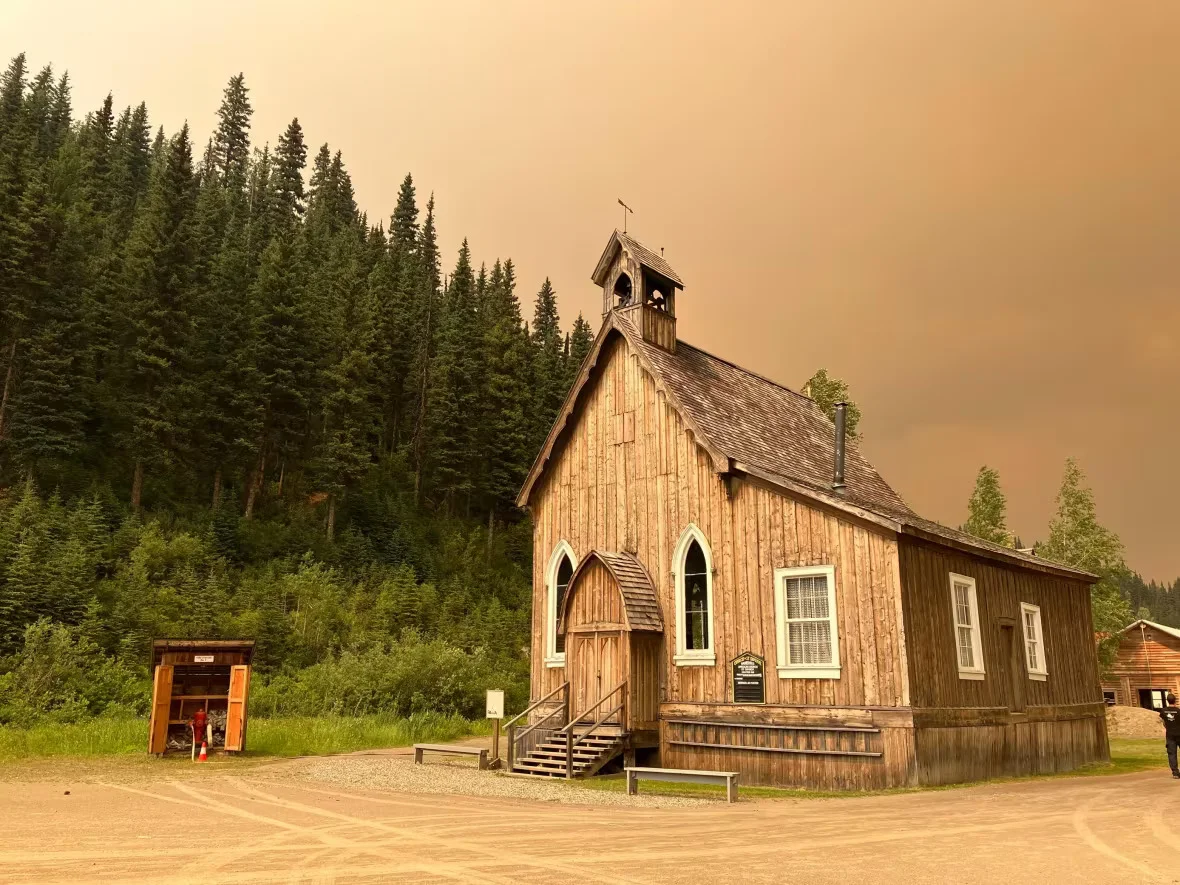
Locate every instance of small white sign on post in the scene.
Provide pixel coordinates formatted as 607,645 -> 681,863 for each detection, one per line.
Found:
193,654 -> 215,663
485,689 -> 505,720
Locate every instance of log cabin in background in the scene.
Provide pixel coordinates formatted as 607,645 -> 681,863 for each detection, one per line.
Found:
508,229 -> 1108,789
1101,619 -> 1180,711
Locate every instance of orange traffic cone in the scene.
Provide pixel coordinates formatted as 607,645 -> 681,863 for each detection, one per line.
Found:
197,741 -> 208,763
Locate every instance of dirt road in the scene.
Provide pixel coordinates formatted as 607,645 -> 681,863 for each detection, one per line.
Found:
1,759 -> 1178,884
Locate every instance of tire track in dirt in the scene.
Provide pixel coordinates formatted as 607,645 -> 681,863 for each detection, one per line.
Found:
1072,799 -> 1166,882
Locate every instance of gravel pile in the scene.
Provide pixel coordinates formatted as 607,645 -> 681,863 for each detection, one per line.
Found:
283,755 -> 707,807
1107,704 -> 1165,738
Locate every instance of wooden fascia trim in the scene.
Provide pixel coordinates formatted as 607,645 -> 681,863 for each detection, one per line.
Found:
516,321 -> 620,507
732,463 -> 902,535
590,230 -> 623,285
897,525 -> 1097,582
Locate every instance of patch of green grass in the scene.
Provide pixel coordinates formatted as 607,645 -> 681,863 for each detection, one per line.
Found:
0,712 -> 490,762
577,739 -> 1172,802
0,716 -> 144,760
248,712 -> 490,757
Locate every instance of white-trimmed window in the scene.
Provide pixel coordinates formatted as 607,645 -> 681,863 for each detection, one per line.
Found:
1021,602 -> 1047,680
950,573 -> 985,680
673,525 -> 716,666
774,564 -> 840,679
544,542 -> 576,667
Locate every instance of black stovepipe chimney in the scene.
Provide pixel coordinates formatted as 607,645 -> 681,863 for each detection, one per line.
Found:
832,402 -> 847,493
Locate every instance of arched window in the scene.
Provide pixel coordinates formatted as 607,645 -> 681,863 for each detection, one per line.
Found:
673,525 -> 716,666
555,556 -> 574,654
545,542 -> 577,666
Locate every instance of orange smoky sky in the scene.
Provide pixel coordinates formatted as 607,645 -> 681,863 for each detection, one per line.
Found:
3,1 -> 1177,579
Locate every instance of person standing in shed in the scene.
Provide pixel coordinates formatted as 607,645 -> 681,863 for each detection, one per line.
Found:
1161,692 -> 1180,778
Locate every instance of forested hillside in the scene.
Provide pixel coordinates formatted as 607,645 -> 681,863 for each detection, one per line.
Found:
0,55 -> 594,723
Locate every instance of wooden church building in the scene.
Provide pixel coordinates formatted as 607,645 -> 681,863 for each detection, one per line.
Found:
509,230 -> 1108,789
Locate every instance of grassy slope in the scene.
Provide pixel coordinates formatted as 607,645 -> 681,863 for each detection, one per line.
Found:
577,738 -> 1172,801
0,713 -> 489,761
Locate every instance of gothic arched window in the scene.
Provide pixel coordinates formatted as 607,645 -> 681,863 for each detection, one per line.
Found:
673,525 -> 716,666
545,542 -> 577,666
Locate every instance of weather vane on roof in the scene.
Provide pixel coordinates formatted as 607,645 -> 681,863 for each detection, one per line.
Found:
618,198 -> 633,234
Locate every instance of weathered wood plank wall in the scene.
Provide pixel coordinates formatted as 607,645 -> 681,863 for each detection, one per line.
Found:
529,333 -> 909,713
897,538 -> 1103,709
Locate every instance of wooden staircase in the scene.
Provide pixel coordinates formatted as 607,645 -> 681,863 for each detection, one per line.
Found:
511,725 -> 625,778
503,680 -> 630,779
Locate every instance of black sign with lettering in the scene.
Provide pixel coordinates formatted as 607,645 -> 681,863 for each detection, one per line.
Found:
731,653 -> 765,704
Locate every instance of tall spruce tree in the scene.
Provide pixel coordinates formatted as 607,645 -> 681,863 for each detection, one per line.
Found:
211,74 -> 252,188
115,123 -> 197,509
529,278 -> 564,451
427,240 -> 481,510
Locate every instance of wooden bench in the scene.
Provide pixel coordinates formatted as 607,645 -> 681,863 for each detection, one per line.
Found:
625,766 -> 740,803
413,743 -> 489,770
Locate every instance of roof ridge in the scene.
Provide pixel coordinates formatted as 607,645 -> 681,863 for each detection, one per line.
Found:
673,338 -> 824,410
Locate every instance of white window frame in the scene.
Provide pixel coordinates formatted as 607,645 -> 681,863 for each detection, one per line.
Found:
1020,602 -> 1048,681
950,573 -> 985,680
773,564 -> 841,679
544,541 -> 577,668
672,524 -> 716,666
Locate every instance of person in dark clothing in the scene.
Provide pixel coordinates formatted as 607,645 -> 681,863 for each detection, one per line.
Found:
1161,692 -> 1180,778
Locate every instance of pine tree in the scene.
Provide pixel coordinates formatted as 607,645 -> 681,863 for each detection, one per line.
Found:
427,240 -> 481,510
115,123 -> 198,508
529,278 -> 564,449
269,117 -> 307,231
389,173 -> 417,260
314,231 -> 376,539
802,368 -> 863,439
568,312 -> 593,378
238,232 -> 314,517
211,73 -> 252,187
1038,458 -> 1132,668
409,195 -> 440,496
481,259 -> 532,520
961,466 -> 1012,546
6,148 -> 90,476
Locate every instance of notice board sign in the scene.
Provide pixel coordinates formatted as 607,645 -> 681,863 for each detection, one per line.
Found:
731,653 -> 765,704
485,689 -> 505,719
193,654 -> 214,663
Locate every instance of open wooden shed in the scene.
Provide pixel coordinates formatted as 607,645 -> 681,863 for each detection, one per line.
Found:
148,639 -> 255,755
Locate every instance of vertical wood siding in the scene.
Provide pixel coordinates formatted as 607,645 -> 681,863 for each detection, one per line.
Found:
897,538 -> 1102,709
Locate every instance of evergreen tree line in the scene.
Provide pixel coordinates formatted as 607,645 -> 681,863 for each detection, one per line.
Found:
0,57 -> 594,527
0,56 -> 596,722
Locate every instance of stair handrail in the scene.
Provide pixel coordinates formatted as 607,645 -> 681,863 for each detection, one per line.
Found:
503,681 -> 568,731
505,682 -> 569,770
561,679 -> 628,778
558,679 -> 627,736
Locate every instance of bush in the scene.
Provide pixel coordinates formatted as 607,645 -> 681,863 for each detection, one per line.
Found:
250,634 -> 527,719
0,619 -> 149,725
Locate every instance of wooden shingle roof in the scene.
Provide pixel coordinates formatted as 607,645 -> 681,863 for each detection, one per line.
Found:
591,230 -> 685,288
626,321 -> 911,516
559,550 -> 664,633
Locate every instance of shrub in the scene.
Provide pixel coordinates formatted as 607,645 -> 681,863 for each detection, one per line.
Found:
0,619 -> 148,725
250,634 -> 526,719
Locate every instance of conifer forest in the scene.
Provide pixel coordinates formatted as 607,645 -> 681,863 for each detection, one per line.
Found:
0,57 -> 596,724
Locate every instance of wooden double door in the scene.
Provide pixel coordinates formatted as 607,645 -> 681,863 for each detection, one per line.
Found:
569,629 -> 624,722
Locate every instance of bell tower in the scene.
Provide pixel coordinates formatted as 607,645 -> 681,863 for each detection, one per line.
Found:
591,230 -> 684,352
